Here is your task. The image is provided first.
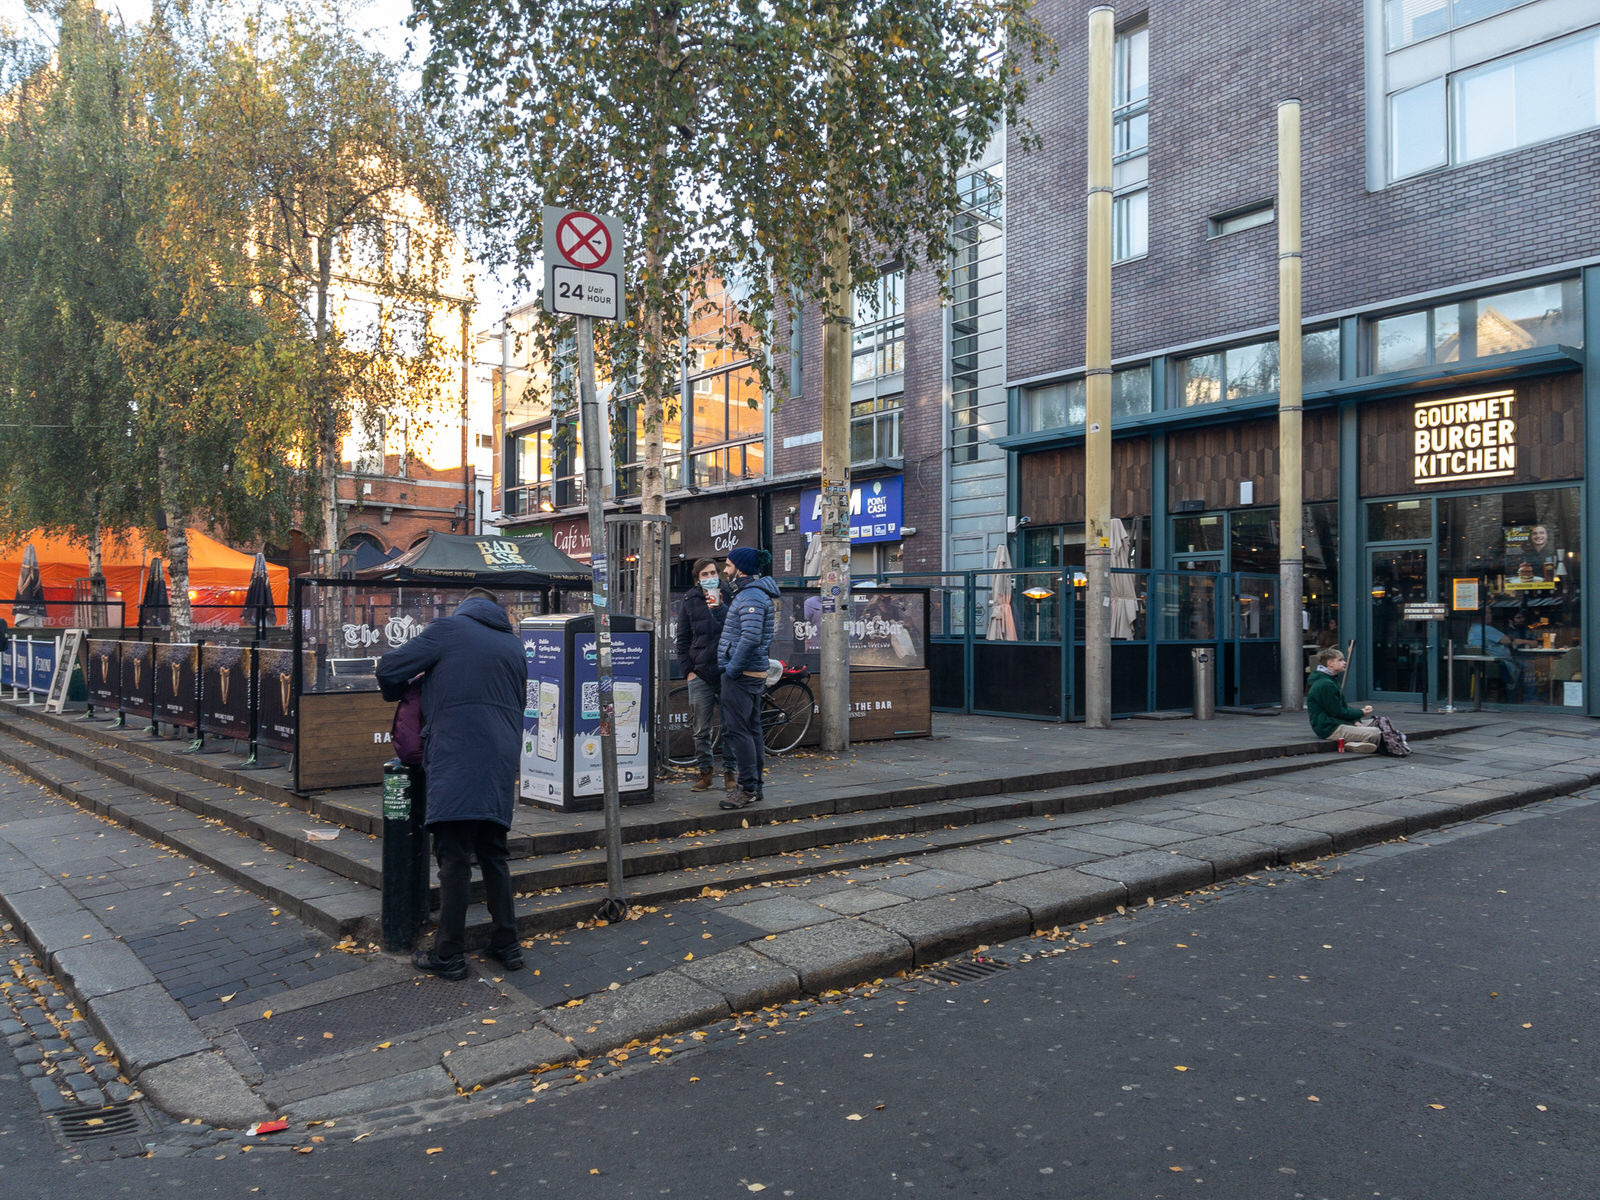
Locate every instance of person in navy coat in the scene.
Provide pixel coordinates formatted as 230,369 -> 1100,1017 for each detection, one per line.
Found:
377,587 -> 526,980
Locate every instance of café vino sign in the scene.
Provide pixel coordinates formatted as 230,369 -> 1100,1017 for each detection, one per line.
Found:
1413,390 -> 1516,485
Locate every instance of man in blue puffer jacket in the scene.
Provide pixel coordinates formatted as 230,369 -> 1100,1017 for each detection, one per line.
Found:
716,546 -> 780,808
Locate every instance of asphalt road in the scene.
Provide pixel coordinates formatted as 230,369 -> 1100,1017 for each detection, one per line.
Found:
5,795 -> 1597,1199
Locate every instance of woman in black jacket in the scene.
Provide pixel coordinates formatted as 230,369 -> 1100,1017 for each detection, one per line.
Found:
675,558 -> 736,790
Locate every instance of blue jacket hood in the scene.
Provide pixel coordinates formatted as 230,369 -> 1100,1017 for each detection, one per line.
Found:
456,595 -> 512,632
736,575 -> 781,599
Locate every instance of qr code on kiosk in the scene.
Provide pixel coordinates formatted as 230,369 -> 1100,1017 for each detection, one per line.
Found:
581,681 -> 600,719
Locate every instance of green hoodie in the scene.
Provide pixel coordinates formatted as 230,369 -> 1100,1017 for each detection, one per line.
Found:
1305,667 -> 1363,739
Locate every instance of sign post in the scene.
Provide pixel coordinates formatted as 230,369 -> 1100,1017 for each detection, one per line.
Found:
543,205 -> 629,923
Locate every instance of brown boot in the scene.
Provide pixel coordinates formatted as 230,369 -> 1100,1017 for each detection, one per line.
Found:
690,770 -> 714,791
724,770 -> 737,790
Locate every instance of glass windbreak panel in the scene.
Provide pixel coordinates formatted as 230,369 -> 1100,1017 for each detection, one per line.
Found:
1164,573 -> 1217,640
1389,78 -> 1446,178
1173,514 -> 1225,555
1225,340 -> 1279,400
1370,548 -> 1430,694
1476,281 -> 1583,354
1438,487 -> 1582,705
1303,328 -> 1341,389
1368,498 -> 1431,542
1016,572 -> 1063,642
1373,311 -> 1429,372
1231,576 -> 1276,640
1178,354 -> 1223,406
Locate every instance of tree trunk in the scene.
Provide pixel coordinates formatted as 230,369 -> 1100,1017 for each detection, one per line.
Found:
157,447 -> 192,644
817,4 -> 853,752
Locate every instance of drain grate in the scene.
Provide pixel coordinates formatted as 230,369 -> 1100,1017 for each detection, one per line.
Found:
50,1103 -> 150,1159
926,958 -> 1011,984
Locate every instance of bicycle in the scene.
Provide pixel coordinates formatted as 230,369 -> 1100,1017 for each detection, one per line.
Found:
665,663 -> 814,767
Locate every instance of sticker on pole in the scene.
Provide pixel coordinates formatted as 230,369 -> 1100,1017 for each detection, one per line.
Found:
543,206 -> 626,322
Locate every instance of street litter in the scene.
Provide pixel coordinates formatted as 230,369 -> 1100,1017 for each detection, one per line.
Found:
304,829 -> 339,842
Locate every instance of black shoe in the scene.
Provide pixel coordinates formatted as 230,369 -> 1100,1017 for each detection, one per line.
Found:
412,948 -> 469,981
486,944 -> 525,972
720,788 -> 761,810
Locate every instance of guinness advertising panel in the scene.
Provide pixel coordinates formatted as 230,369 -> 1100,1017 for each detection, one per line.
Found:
87,639 -> 121,708
257,648 -> 313,753
677,494 -> 760,560
200,644 -> 252,739
156,642 -> 200,729
120,641 -> 154,718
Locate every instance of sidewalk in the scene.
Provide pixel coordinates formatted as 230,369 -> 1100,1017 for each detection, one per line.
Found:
3,707 -> 1599,1137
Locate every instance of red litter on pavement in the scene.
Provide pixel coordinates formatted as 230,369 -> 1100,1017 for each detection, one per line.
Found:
248,1119 -> 290,1136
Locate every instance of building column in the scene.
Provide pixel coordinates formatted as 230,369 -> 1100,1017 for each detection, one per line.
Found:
1337,398 -> 1362,701
1582,266 -> 1600,717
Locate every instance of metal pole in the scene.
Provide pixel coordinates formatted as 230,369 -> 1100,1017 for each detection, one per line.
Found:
1441,637 -> 1457,713
1083,6 -> 1115,729
1277,98 -> 1306,713
577,314 -> 627,923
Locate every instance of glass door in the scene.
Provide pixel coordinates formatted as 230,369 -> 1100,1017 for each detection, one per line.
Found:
1366,546 -> 1434,699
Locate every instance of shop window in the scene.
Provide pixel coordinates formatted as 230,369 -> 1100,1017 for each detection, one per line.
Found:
1438,487 -> 1582,705
1368,498 -> 1433,542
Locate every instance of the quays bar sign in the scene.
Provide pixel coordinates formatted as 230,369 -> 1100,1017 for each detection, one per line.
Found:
678,493 -> 759,560
1413,390 -> 1517,485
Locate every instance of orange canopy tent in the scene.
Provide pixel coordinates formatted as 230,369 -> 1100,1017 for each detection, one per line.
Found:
0,530 -> 289,627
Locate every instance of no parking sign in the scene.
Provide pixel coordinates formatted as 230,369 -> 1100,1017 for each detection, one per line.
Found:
542,206 -> 626,321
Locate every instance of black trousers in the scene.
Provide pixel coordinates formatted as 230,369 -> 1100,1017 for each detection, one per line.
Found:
720,673 -> 766,793
428,819 -> 517,962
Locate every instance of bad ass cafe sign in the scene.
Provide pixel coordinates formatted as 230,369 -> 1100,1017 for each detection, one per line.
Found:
1413,390 -> 1516,485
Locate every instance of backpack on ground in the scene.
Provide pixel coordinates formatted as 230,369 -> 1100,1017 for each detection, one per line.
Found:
1369,713 -> 1411,757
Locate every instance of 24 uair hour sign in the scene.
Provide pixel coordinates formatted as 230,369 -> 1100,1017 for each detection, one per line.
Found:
542,207 -> 626,322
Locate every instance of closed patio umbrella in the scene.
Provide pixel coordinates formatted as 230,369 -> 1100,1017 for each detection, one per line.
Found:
985,542 -> 1018,641
140,558 -> 170,628
14,544 -> 46,627
1109,518 -> 1140,639
241,552 -> 277,629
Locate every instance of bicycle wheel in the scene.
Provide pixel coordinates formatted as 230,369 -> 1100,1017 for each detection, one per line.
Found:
665,686 -> 707,767
761,679 -> 814,754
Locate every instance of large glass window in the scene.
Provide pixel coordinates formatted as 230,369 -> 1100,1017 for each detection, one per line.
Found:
852,270 -> 905,382
1113,24 -> 1149,263
1017,365 -> 1152,433
1387,24 -> 1600,180
1372,279 -> 1581,372
1176,329 -> 1339,407
851,394 -> 902,464
1453,26 -> 1600,164
1387,0 -> 1533,49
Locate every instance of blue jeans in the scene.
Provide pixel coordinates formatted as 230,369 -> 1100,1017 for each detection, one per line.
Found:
687,675 -> 736,773
720,673 -> 766,793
